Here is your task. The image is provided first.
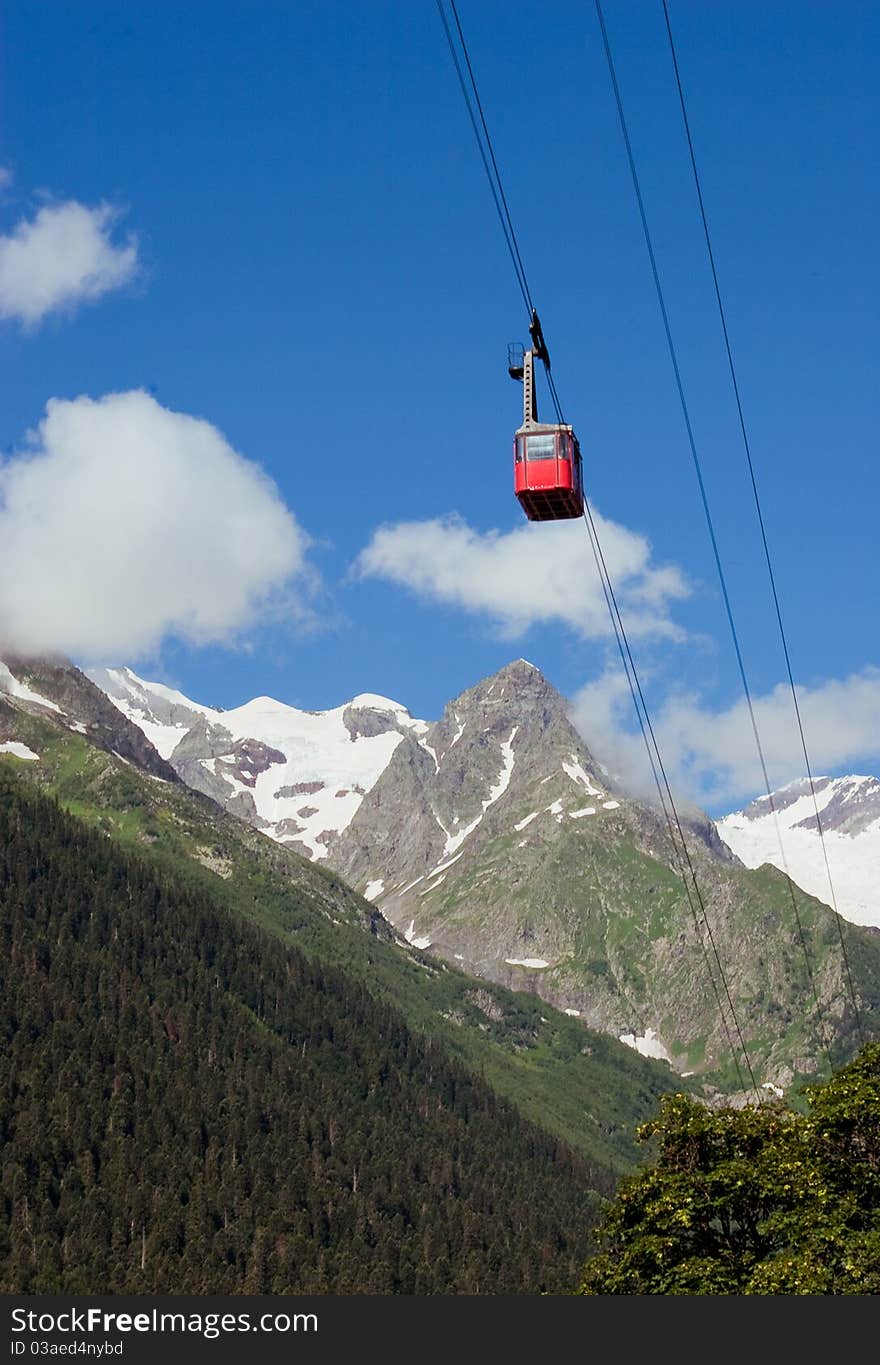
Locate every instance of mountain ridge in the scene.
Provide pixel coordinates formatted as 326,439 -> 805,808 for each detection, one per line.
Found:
326,658 -> 879,1083
86,663 -> 431,858
0,653 -> 681,1161
30,653 -> 880,1087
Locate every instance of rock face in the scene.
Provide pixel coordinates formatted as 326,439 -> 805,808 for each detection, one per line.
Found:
0,657 -> 178,782
328,661 -> 875,1083
84,656 -> 880,1086
718,776 -> 880,928
331,658 -> 618,900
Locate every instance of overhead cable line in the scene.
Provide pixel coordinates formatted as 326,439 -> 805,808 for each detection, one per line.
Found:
447,0 -> 536,316
438,2 -> 570,424
659,0 -> 864,1043
581,496 -> 757,1096
436,0 -> 758,1094
434,0 -> 533,316
593,0 -> 838,1068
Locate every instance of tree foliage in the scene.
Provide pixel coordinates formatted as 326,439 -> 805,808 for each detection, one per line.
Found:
580,1043 -> 880,1293
0,773 -> 602,1294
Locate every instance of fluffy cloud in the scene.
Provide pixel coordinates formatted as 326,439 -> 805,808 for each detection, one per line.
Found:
571,667 -> 880,809
356,513 -> 690,640
0,201 -> 137,325
0,390 -> 311,659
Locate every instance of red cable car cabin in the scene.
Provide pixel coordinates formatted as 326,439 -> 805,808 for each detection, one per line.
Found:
509,329 -> 583,521
514,426 -> 583,521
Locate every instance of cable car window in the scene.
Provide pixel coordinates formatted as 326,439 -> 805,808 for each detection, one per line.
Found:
515,436 -> 524,463
526,434 -> 556,461
558,434 -> 570,460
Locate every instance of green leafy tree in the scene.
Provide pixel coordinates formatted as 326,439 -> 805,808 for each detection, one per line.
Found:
580,1043 -> 880,1294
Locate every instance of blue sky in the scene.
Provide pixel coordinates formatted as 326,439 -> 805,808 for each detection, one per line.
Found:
0,0 -> 877,809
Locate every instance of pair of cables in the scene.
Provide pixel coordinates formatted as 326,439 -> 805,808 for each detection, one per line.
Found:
594,0 -> 862,1051
436,0 -> 864,1080
437,0 -> 759,1095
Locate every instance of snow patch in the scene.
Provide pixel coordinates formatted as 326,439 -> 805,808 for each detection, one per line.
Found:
441,726 -> 517,858
619,1028 -> 671,1063
419,739 -> 439,773
0,741 -> 39,761
363,879 -> 385,902
404,919 -> 432,950
564,1008 -> 581,1017
447,713 -> 465,749
505,957 -> 550,969
602,800 -> 620,811
486,727 -> 518,804
569,806 -> 597,818
419,874 -> 446,895
514,811 -> 538,832
427,850 -> 464,879
562,755 -> 602,796
116,703 -> 190,759
0,662 -> 61,713
718,777 -> 880,927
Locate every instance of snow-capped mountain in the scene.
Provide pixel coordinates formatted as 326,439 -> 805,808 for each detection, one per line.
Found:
12,654 -> 878,1085
325,660 -> 874,1083
86,666 -> 430,858
85,667 -> 218,758
718,776 -> 880,928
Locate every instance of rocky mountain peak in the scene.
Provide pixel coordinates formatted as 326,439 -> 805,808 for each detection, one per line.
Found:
429,658 -> 597,769
1,655 -> 178,782
328,659 -> 615,927
444,657 -> 560,715
76,655 -> 878,1082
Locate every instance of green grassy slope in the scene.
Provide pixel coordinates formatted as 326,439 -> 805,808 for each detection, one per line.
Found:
410,798 -> 880,1092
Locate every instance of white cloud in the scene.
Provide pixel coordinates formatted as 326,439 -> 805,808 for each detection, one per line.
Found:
0,390 -> 312,660
0,167 -> 12,190
0,201 -> 137,325
356,512 -> 690,640
571,666 -> 880,809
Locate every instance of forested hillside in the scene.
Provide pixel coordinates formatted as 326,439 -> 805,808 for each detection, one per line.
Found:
0,681 -> 681,1169
0,774 -> 602,1293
